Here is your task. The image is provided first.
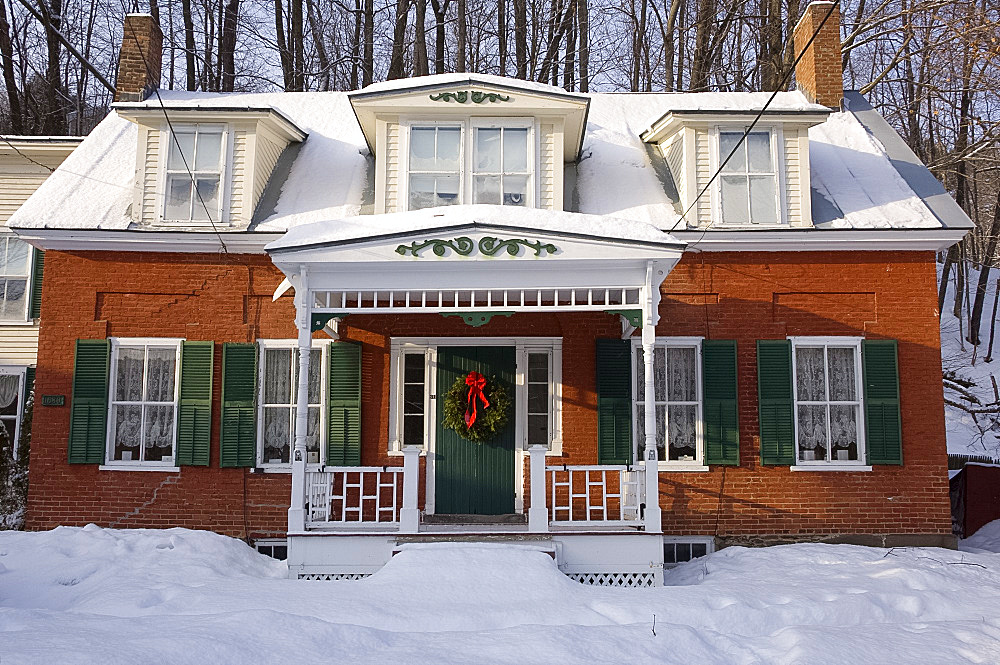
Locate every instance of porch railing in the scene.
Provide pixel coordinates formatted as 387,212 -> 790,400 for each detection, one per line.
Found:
546,464 -> 644,526
305,467 -> 405,526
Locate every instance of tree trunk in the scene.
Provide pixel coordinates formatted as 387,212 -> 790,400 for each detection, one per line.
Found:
576,0 -> 588,91
456,0 -> 466,72
513,0 -> 526,78
0,0 -> 23,133
691,0 -> 714,91
970,191 -> 1000,345
497,0 -> 506,75
414,0 -> 429,76
387,0 -> 410,79
291,0 -> 304,90
306,0 -> 331,89
430,0 -> 449,74
38,0 -> 66,134
220,0 -> 240,92
562,0 -> 575,90
350,0 -> 362,88
182,0 -> 197,89
362,0 -> 374,86
758,0 -> 783,90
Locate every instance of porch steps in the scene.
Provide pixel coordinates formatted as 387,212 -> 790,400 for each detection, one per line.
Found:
392,533 -> 555,558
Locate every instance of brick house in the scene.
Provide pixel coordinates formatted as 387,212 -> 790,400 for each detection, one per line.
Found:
10,3 -> 972,583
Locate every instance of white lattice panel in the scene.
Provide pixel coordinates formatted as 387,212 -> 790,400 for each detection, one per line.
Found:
297,573 -> 372,581
566,571 -> 658,587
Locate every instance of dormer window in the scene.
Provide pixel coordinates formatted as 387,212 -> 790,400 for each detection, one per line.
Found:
163,124 -> 225,223
405,120 -> 535,211
408,125 -> 462,210
472,124 -> 530,206
718,129 -> 779,225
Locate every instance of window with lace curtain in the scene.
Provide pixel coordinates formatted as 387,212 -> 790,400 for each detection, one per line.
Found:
632,339 -> 703,467
0,369 -> 23,461
107,339 -> 181,466
0,235 -> 31,322
257,341 -> 326,467
791,338 -> 865,464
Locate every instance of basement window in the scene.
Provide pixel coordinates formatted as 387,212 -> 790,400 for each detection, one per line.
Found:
663,537 -> 714,568
254,539 -> 288,561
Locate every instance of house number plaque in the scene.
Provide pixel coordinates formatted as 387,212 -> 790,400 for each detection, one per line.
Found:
41,395 -> 65,406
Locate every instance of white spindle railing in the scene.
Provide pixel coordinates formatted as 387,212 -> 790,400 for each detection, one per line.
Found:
547,465 -> 644,525
305,467 -> 405,527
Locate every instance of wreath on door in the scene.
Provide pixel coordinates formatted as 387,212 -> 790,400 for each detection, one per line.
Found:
442,371 -> 512,443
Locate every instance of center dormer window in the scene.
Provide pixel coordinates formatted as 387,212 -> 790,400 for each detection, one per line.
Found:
718,129 -> 778,225
164,125 -> 225,223
406,120 -> 534,211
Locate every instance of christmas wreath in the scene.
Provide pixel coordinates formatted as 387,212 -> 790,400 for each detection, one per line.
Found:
442,371 -> 512,443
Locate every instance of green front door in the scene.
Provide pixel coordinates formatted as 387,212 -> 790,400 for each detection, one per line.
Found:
435,346 -> 516,515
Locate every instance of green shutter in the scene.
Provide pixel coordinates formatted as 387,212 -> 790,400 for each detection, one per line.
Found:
703,340 -> 739,465
220,343 -> 257,468
757,339 -> 795,465
23,366 -> 35,413
596,338 -> 632,465
863,339 -> 902,465
176,341 -> 214,466
29,249 -> 43,319
68,339 -> 109,464
328,342 -> 362,466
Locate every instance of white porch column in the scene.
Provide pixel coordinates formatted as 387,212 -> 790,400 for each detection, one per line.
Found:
288,266 -> 311,533
641,262 -> 662,533
527,444 -> 549,533
400,445 -> 421,533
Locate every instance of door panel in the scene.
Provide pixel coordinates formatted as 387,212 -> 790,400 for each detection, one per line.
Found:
435,346 -> 516,515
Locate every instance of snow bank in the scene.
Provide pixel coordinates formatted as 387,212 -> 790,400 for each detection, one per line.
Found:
961,519 -> 1000,554
2,527 -> 1000,664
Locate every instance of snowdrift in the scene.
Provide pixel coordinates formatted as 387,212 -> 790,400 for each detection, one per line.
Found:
2,526 -> 1000,664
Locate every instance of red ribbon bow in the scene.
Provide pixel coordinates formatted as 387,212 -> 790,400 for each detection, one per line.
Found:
464,371 -> 490,429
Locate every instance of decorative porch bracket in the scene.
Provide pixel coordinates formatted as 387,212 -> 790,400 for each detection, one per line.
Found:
440,311 -> 514,327
606,309 -> 642,329
311,312 -> 349,331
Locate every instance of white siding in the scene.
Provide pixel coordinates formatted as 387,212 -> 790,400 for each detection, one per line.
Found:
0,172 -> 48,224
784,128 -> 803,226
230,130 -> 249,223
0,326 -> 38,365
253,133 -> 284,212
539,123 -> 556,210
384,122 -> 401,212
140,128 -> 161,223
694,128 -> 712,227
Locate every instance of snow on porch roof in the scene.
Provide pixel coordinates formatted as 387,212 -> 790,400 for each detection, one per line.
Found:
265,204 -> 683,253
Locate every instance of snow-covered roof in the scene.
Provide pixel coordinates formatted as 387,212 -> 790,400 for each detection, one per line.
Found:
266,204 -> 682,253
7,77 -> 960,234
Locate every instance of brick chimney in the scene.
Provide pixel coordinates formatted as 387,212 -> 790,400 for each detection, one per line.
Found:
114,14 -> 163,103
793,1 -> 843,109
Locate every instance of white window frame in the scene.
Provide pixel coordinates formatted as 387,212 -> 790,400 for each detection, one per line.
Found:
710,125 -> 785,227
158,123 -> 229,226
0,365 -> 26,460
103,337 -> 183,471
630,337 -> 707,471
0,232 -> 34,325
400,117 -> 538,212
387,337 -> 563,456
256,339 -> 331,472
789,336 -> 871,472
662,536 -> 715,568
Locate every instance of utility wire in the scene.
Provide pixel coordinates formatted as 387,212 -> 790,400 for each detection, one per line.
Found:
668,0 -> 841,241
122,15 -> 230,254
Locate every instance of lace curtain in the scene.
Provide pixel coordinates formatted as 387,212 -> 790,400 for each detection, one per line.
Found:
0,374 -> 19,409
262,349 -> 323,463
635,346 -> 697,456
795,346 -> 858,458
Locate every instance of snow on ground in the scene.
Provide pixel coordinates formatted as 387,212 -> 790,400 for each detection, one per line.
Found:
1,527 -> 999,664
961,519 -> 1000,554
940,263 -> 1000,457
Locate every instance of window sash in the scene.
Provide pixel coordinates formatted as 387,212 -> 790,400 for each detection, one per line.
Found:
791,341 -> 865,464
632,341 -> 704,465
257,343 -> 326,466
717,129 -> 779,225
107,341 -> 181,465
162,126 -> 224,223
525,350 -> 553,448
471,126 -> 532,207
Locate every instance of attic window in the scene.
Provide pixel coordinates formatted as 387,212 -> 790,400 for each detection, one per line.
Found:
163,125 -> 225,223
718,130 -> 779,225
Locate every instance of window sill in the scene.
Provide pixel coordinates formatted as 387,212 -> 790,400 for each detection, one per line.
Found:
99,464 -> 180,473
0,319 -> 33,326
790,465 -> 872,472
254,465 -> 325,474
658,464 -> 710,472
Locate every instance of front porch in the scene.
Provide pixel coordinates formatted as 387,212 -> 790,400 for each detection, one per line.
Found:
265,208 -> 685,582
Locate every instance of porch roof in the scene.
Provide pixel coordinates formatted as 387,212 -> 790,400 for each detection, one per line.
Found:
265,206 -> 685,315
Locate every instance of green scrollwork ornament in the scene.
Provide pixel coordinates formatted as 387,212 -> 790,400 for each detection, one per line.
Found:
428,90 -> 513,104
395,237 -> 475,257
478,237 -> 558,257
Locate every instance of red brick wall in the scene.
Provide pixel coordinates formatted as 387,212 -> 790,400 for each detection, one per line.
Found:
25,248 -> 951,539
793,2 -> 843,108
